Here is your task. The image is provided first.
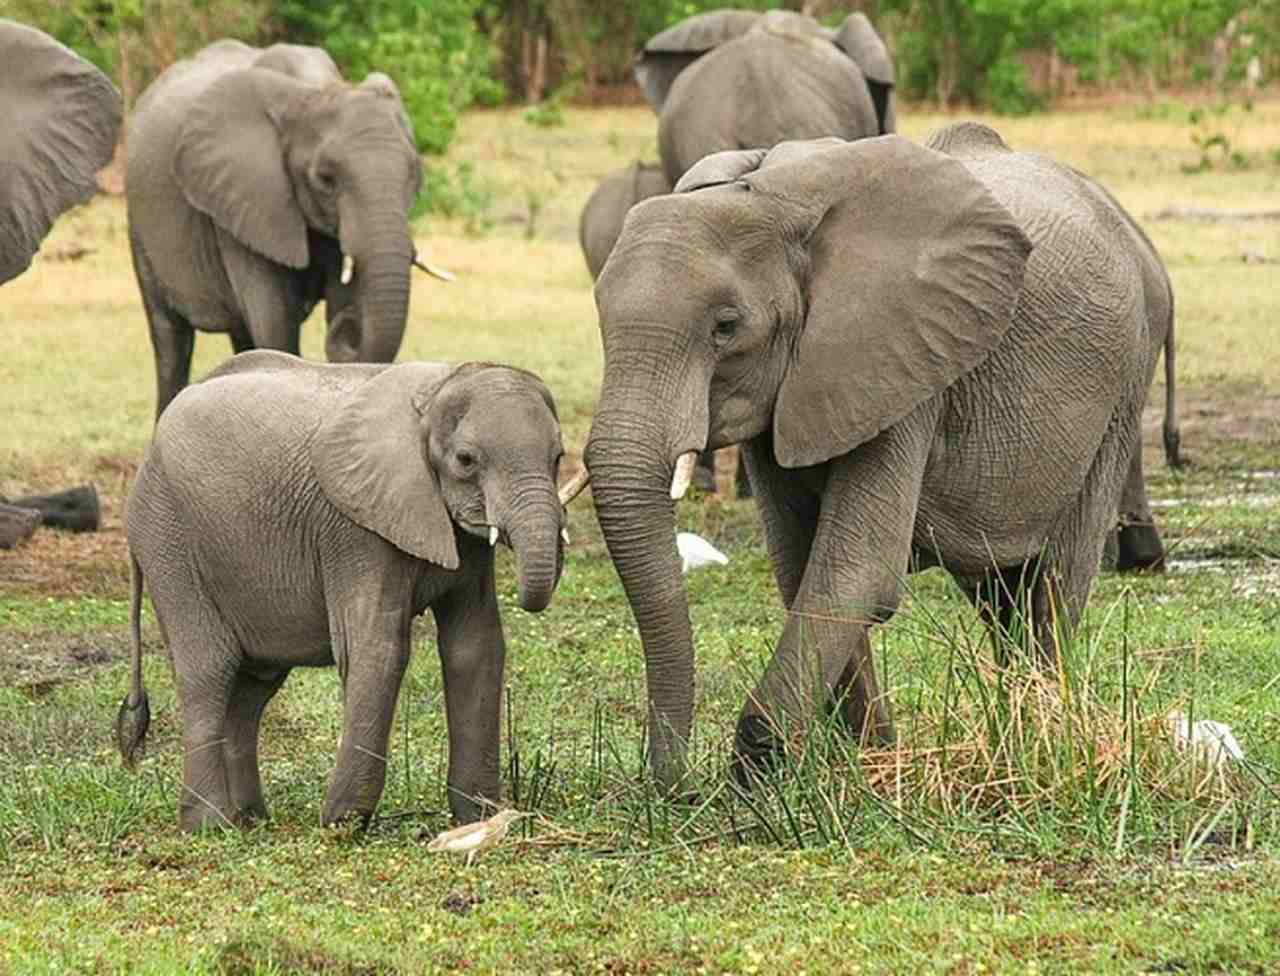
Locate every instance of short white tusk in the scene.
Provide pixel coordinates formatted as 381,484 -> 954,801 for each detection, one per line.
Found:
489,526 -> 499,547
341,254 -> 354,284
558,466 -> 590,506
670,451 -> 699,500
561,527 -> 570,547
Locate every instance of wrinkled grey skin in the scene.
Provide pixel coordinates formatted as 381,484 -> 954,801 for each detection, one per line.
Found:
126,40 -> 423,419
637,10 -> 895,187
0,20 -> 121,285
116,350 -> 568,831
585,125 -> 1175,789
579,161 -> 671,280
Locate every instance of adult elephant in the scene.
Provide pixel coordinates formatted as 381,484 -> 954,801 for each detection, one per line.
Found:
637,9 -> 895,187
579,161 -> 671,280
127,40 -> 429,419
0,20 -> 121,286
583,125 -> 1175,790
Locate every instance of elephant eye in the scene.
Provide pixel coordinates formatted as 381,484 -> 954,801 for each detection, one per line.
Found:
313,166 -> 337,194
455,450 -> 477,471
712,310 -> 741,346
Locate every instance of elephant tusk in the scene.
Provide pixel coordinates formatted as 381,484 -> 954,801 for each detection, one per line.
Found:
561,526 -> 571,547
670,451 -> 699,500
341,254 -> 354,285
413,255 -> 456,282
558,466 -> 590,506
489,526 -> 499,547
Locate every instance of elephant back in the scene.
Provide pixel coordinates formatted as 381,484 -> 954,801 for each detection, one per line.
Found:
658,30 -> 876,185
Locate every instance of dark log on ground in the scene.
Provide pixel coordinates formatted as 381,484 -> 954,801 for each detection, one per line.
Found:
1,485 -> 100,533
0,504 -> 42,549
1147,206 -> 1280,223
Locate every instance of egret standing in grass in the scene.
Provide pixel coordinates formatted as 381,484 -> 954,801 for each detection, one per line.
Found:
427,809 -> 527,866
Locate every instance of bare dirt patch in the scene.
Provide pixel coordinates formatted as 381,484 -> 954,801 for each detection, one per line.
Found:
0,630 -> 131,696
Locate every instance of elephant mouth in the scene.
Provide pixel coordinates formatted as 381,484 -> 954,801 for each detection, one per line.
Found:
457,519 -> 506,548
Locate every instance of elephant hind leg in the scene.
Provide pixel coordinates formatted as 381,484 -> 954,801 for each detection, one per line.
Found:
962,560 -> 1050,665
224,668 -> 290,824
1114,438 -> 1165,573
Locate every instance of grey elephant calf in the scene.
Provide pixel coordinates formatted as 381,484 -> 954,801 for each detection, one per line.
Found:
116,351 -> 582,831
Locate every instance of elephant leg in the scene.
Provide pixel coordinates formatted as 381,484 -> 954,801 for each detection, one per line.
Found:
734,417 -> 936,781
433,566 -> 506,824
322,604 -> 411,828
734,447 -> 753,499
1016,406 -> 1142,663
220,234 -> 309,356
1114,438 -> 1165,572
960,561 -> 1048,665
223,668 -> 289,823
695,448 -> 718,493
166,614 -> 241,832
228,325 -> 255,355
741,434 -> 820,609
142,295 -> 196,421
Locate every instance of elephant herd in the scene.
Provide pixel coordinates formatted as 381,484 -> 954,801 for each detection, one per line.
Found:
2,13 -> 1183,831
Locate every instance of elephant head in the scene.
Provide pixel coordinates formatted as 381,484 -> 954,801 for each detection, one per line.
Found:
311,361 -> 568,612
0,19 -> 121,285
583,137 -> 1031,788
635,10 -> 895,135
173,66 -> 422,364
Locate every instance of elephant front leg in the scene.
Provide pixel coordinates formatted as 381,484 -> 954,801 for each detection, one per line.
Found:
433,567 -> 506,824
323,609 -> 412,828
733,418 -> 936,782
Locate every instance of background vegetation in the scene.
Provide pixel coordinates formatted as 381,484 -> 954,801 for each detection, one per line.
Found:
4,0 -> 1279,150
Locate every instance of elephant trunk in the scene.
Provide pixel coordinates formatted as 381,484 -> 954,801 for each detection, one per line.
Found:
504,479 -> 564,614
584,385 -> 700,791
330,193 -> 413,364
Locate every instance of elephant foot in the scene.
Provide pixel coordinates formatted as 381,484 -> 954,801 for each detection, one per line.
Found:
730,713 -> 784,788
321,795 -> 375,830
179,802 -> 238,833
1116,520 -> 1165,573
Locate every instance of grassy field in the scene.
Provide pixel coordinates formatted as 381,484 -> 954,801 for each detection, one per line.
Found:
2,99 -> 1280,973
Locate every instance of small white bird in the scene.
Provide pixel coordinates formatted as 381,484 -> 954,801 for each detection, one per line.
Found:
1165,711 -> 1245,768
676,532 -> 729,574
426,809 -> 526,866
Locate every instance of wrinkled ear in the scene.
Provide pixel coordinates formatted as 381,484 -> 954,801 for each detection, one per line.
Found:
311,362 -> 460,569
0,20 -> 121,285
833,14 -> 896,134
636,9 -> 760,112
751,137 -> 1032,469
674,149 -> 768,192
174,67 -> 309,268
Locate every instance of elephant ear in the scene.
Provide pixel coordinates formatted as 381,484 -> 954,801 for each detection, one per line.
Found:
833,14 -> 896,134
312,362 -> 460,569
251,43 -> 341,86
635,9 -> 761,112
0,20 -> 121,285
745,136 -> 1033,469
174,67 -> 310,269
674,149 -> 768,192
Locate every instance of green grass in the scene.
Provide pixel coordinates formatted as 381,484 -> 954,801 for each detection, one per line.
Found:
2,99 -> 1280,973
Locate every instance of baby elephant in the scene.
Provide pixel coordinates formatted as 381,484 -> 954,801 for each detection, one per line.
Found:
116,350 -> 580,831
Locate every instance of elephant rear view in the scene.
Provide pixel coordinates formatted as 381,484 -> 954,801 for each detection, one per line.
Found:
637,10 -> 896,186
578,161 -> 672,280
0,20 -> 121,286
126,40 -> 426,419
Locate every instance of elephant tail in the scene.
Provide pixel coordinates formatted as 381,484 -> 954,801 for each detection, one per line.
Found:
115,551 -> 151,769
1162,297 -> 1184,469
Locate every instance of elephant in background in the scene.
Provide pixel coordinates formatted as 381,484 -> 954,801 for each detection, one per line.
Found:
127,40 -> 428,419
637,9 -> 895,186
582,125 -> 1175,790
579,161 -> 671,280
116,350 -> 584,831
0,20 -> 121,286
